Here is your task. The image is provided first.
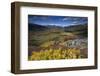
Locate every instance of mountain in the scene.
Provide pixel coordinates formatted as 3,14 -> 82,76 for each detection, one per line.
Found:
64,23 -> 88,37
28,23 -> 64,32
28,23 -> 48,31
64,23 -> 87,32
28,23 -> 88,37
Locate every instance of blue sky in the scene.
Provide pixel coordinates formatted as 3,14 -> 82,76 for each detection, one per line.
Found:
28,15 -> 88,27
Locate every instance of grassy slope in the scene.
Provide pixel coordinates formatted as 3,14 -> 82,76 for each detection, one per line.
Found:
28,24 -> 88,60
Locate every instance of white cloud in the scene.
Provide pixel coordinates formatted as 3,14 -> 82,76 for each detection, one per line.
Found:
49,23 -> 61,26
62,17 -> 70,21
72,21 -> 78,24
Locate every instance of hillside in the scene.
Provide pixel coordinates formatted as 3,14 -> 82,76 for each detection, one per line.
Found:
64,24 -> 87,37
28,23 -> 48,31
28,23 -> 88,59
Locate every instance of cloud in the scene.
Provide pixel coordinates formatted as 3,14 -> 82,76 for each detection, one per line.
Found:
62,17 -> 70,21
29,15 -> 49,20
40,16 -> 49,20
72,21 -> 78,24
62,17 -> 79,21
49,23 -> 61,26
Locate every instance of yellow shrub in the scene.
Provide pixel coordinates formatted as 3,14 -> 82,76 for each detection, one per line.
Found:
29,48 -> 81,61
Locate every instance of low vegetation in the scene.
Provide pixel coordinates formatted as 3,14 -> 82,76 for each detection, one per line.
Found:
28,23 -> 88,61
29,48 -> 81,60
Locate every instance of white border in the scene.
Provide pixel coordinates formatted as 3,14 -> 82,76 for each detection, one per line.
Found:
20,6 -> 95,70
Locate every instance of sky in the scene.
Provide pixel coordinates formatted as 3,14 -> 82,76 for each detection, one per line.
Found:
28,15 -> 88,27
